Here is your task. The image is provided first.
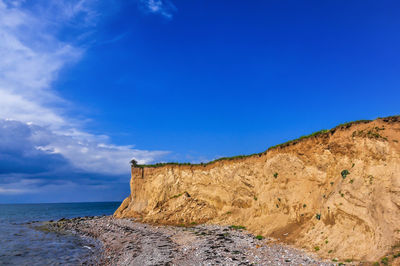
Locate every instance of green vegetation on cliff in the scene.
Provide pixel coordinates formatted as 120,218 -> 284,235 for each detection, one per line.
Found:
135,115 -> 399,168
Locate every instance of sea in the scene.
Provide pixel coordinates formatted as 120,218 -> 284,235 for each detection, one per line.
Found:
0,202 -> 121,265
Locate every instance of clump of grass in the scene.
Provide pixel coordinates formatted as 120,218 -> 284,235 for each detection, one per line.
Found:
254,196 -> 258,201
303,204 -> 307,208
367,130 -> 387,140
335,119 -> 371,130
373,262 -> 380,266
349,179 -> 354,184
330,181 -> 334,185
273,172 -> 278,178
392,242 -> 400,249
316,213 -> 321,220
341,169 -> 350,179
314,246 -> 320,251
230,225 -> 246,230
190,222 -> 197,225
276,204 -> 279,208
135,116 -> 399,168
328,250 -> 333,253
381,256 -> 389,265
325,240 -> 329,244
255,235 -> 264,240
332,258 -> 338,262
171,193 -> 183,199
226,211 -> 232,215
352,127 -> 388,141
137,162 -> 194,168
345,259 -> 352,262
394,252 -> 400,258
268,129 -> 331,150
368,175 -> 374,185
352,163 -> 355,168
135,116 -> 400,169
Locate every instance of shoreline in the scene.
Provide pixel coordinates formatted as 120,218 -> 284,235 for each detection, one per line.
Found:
42,216 -> 334,265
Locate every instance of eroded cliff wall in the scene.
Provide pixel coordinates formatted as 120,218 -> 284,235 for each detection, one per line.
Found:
114,116 -> 400,261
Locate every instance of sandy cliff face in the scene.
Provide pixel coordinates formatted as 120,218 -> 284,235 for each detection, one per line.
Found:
114,116 -> 400,262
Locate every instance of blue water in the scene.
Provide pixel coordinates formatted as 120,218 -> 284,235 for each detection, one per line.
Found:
0,202 -> 121,265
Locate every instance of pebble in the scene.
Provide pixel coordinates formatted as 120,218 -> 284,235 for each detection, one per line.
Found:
43,216 -> 335,266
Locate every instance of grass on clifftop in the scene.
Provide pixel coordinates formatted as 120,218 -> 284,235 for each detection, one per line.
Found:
135,115 -> 399,168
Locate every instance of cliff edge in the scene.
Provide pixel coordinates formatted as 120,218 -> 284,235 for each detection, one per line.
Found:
114,116 -> 400,262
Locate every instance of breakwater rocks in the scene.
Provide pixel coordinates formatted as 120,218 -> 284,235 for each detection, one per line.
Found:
44,216 -> 334,265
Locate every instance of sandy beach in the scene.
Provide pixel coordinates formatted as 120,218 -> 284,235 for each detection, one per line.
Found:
42,216 -> 333,265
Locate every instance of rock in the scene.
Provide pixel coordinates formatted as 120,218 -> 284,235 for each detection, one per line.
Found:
114,116 -> 400,262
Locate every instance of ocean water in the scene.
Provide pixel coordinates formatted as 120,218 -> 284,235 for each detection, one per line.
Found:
0,202 -> 121,265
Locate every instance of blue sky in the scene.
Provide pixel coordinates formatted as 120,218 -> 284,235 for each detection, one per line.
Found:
0,0 -> 399,203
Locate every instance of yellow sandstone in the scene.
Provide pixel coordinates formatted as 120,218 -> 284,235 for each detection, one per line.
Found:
115,116 -> 400,262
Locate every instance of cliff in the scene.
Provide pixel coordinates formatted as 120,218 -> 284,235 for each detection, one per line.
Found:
114,116 -> 400,262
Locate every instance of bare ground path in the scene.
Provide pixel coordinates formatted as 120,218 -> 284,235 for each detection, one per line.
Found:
43,216 -> 334,265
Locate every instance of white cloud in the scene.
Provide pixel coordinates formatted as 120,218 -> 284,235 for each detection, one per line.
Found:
139,0 -> 176,19
0,0 -> 169,181
0,179 -> 40,195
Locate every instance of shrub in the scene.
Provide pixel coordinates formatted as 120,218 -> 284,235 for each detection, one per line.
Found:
255,235 -> 264,240
314,246 -> 320,251
316,213 -> 321,220
230,225 -> 246,230
341,169 -> 350,179
273,172 -> 278,178
171,193 -> 183,199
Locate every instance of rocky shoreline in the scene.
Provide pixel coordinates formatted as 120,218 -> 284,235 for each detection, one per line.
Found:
37,215 -> 338,265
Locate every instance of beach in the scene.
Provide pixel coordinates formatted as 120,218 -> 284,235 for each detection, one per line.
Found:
43,216 -> 333,265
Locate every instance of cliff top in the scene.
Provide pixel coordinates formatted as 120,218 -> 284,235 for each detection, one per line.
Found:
134,115 -> 399,168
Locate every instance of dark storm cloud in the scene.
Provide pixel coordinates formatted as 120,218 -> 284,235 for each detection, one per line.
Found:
0,120 -> 127,187
0,120 -> 70,176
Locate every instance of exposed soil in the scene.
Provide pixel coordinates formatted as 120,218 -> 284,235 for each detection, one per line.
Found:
114,117 -> 400,262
